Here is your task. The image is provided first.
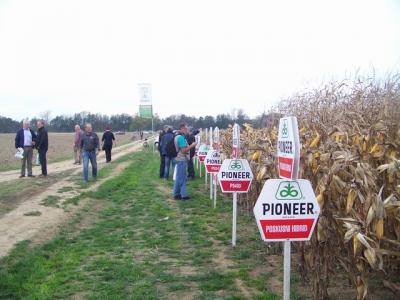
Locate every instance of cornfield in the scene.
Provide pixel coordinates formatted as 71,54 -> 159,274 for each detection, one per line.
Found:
216,76 -> 400,299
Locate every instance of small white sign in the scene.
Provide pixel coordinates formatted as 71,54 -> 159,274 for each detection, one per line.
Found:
232,123 -> 240,158
205,150 -> 222,173
217,159 -> 253,193
277,117 -> 300,180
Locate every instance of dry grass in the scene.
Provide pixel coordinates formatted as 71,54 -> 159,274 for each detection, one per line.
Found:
217,76 -> 400,299
0,132 -> 135,171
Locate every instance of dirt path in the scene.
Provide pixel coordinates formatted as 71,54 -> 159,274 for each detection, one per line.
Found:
0,141 -> 144,258
0,140 -> 145,183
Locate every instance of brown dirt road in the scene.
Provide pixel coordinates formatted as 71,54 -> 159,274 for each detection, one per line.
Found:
0,141 -> 142,183
0,140 -> 147,258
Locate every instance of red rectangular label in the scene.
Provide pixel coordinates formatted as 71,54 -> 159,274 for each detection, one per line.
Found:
259,219 -> 314,240
278,156 -> 293,179
206,165 -> 221,173
220,180 -> 251,192
232,147 -> 239,158
198,156 -> 206,162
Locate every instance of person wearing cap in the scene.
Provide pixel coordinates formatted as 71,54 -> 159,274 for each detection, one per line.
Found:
102,126 -> 116,163
173,123 -> 197,200
15,119 -> 37,178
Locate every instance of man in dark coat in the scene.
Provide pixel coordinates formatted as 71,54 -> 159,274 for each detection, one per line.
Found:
161,127 -> 175,179
36,119 -> 49,177
15,119 -> 37,178
158,126 -> 168,178
102,126 -> 116,163
186,128 -> 199,179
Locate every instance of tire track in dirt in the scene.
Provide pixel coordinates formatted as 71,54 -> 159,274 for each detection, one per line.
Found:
0,141 -> 143,258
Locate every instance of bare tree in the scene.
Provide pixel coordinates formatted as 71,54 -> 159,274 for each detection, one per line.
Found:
39,110 -> 52,125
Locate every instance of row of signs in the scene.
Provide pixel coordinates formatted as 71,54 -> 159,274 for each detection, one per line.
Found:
196,117 -> 320,242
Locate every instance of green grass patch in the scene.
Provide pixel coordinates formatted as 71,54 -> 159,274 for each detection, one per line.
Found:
0,152 -> 290,299
40,195 -> 61,207
57,186 -> 74,193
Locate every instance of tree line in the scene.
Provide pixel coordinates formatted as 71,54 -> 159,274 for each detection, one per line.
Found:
0,110 -> 274,133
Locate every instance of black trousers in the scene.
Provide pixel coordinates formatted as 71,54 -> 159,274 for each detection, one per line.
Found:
39,150 -> 47,175
188,156 -> 195,178
104,145 -> 112,162
160,152 -> 165,178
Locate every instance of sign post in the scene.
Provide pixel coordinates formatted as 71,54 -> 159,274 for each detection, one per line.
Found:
218,158 -> 253,245
232,123 -> 239,246
218,124 -> 253,246
138,83 -> 154,151
205,128 -> 209,188
253,116 -> 319,300
205,139 -> 222,209
213,127 -> 220,206
198,129 -> 202,177
209,127 -> 213,199
198,144 -> 209,177
195,133 -> 200,170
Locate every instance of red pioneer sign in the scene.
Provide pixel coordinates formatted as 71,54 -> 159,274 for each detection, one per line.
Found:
205,150 -> 222,173
197,144 -> 210,162
217,159 -> 253,193
253,179 -> 320,241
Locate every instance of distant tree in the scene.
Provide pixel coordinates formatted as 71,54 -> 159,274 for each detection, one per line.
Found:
0,109 -> 261,133
0,116 -> 20,133
235,109 -> 250,126
39,110 -> 52,125
203,115 -> 215,128
215,114 -> 232,128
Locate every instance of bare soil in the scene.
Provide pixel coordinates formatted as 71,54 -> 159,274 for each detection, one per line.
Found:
0,140 -> 143,258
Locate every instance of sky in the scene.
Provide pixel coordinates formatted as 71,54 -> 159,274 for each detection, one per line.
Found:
0,0 -> 399,121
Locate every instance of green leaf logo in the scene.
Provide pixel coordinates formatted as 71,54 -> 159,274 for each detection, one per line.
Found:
228,160 -> 243,170
275,181 -> 302,200
281,119 -> 289,138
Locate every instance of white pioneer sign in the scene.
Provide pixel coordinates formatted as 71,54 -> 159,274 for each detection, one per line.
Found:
205,150 -> 222,173
218,159 -> 253,193
253,179 -> 320,242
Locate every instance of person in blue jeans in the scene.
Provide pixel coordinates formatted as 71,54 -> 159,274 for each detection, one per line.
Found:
80,123 -> 100,182
173,123 -> 197,200
161,127 -> 176,179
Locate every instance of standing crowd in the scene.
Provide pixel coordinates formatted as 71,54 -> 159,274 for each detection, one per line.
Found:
14,119 -> 199,199
15,119 -> 116,182
157,123 -> 199,200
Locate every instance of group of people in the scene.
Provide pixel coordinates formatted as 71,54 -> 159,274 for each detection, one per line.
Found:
15,119 -> 48,177
157,123 -> 198,200
15,120 -> 116,182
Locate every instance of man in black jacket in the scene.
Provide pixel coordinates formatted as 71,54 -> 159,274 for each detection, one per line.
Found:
186,128 -> 199,179
36,119 -> 49,177
158,126 -> 168,178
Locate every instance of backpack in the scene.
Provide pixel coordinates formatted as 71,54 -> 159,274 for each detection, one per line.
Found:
165,134 -> 179,158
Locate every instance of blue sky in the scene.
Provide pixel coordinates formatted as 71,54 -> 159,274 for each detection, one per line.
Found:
0,0 -> 399,121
